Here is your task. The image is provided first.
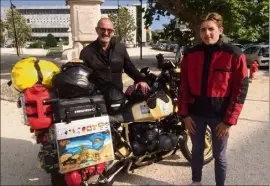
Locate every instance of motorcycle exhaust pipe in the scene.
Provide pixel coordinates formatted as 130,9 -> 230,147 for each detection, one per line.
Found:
125,161 -> 134,174
135,159 -> 155,168
134,155 -> 155,167
134,155 -> 148,166
178,134 -> 185,143
161,150 -> 175,159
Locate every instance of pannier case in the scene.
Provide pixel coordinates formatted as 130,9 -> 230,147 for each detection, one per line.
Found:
53,116 -> 115,174
52,95 -> 107,123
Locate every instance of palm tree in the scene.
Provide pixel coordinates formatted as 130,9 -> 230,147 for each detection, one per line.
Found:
79,145 -> 88,163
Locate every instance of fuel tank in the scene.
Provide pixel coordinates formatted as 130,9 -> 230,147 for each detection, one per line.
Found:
131,91 -> 174,122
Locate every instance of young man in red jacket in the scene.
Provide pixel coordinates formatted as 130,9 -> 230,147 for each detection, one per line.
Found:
178,12 -> 249,186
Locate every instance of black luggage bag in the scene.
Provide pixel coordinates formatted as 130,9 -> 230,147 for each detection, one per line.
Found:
52,95 -> 107,123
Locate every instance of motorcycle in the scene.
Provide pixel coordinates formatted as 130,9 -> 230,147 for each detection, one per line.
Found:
17,60 -> 213,186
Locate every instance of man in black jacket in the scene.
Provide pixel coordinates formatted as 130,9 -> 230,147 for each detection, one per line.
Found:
79,18 -> 149,94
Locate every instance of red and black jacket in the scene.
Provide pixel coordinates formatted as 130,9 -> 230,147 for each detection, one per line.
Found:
178,41 -> 249,125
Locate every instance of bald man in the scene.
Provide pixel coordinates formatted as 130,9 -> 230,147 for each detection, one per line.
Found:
79,18 -> 149,94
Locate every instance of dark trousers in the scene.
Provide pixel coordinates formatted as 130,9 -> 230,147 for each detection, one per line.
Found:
190,114 -> 229,186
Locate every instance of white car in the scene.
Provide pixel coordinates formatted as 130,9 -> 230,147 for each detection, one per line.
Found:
243,45 -> 269,67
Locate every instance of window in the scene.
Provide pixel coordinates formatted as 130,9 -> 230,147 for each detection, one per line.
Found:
260,47 -> 269,57
31,28 -> 69,33
27,19 -> 30,23
244,47 -> 260,54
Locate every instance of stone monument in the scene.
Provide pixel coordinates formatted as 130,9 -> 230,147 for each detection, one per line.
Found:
62,0 -> 104,61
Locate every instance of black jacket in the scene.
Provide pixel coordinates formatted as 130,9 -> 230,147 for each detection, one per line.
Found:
79,40 -> 145,91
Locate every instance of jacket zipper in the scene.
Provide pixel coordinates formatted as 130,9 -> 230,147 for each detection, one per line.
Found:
108,48 -> 113,82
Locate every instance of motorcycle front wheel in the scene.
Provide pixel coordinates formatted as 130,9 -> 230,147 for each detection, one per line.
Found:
180,126 -> 213,165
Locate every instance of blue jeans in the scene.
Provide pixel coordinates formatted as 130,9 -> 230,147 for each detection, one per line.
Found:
190,114 -> 229,186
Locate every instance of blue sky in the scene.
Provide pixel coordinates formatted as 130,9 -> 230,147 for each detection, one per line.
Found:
0,0 -> 173,30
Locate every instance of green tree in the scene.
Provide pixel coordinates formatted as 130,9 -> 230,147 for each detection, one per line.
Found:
108,7 -> 137,43
160,18 -> 195,46
151,30 -> 160,42
45,34 -> 57,48
144,0 -> 269,44
29,40 -> 44,48
0,19 -> 5,45
146,31 -> 150,42
5,8 -> 31,51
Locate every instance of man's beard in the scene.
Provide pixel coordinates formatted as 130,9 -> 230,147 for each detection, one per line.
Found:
99,35 -> 110,43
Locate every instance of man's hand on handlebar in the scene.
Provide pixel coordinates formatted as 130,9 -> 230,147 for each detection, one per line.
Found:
135,81 -> 150,95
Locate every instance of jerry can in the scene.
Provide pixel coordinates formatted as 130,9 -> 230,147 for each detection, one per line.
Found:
24,84 -> 53,130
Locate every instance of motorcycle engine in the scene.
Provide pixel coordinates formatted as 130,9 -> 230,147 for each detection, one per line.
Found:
129,123 -> 178,156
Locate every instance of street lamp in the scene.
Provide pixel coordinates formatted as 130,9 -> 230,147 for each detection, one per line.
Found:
117,0 -> 120,38
140,0 -> 142,60
10,0 -> 19,56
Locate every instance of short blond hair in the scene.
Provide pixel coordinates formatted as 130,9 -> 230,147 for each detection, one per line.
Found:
200,12 -> 223,28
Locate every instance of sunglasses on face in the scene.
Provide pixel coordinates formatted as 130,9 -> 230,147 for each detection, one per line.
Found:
98,27 -> 114,34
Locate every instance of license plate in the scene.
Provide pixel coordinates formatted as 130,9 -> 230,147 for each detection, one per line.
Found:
54,116 -> 115,173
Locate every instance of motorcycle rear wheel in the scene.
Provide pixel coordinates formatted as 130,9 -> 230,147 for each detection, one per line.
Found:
180,126 -> 213,165
50,170 -> 68,186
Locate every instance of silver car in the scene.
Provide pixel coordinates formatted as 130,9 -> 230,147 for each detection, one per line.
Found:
243,45 -> 269,67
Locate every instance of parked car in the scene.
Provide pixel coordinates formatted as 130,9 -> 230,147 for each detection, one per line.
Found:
167,44 -> 177,52
231,43 -> 244,50
175,46 -> 183,64
243,45 -> 269,67
242,42 -> 269,51
173,44 -> 180,53
151,43 -> 158,49
242,43 -> 255,51
166,44 -> 173,51
158,43 -> 168,51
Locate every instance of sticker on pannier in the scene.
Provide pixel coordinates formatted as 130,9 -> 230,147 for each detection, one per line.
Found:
54,116 -> 114,174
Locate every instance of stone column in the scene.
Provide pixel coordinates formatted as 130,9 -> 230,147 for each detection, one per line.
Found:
62,0 -> 104,61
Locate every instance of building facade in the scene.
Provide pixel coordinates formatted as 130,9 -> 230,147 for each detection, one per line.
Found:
1,4 -> 147,45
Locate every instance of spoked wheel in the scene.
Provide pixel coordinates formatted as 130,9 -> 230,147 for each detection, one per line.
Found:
180,126 -> 213,164
50,170 -> 68,186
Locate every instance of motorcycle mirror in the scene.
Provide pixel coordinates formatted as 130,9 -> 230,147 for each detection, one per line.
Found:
140,67 -> 150,75
156,53 -> 164,59
162,60 -> 176,70
168,60 -> 176,68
